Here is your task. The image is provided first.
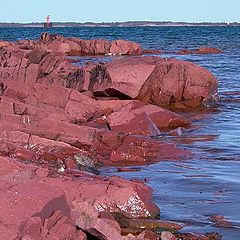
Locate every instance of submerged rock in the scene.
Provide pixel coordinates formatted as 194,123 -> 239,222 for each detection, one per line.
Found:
177,46 -> 223,55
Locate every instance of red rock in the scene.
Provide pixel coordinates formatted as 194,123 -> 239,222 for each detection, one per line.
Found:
195,47 -> 223,54
28,83 -> 71,108
137,57 -> 218,108
176,49 -> 194,55
177,47 -> 223,55
107,102 -> 191,131
210,215 -> 233,228
110,40 -> 142,55
25,63 -> 40,83
89,56 -> 217,108
0,180 -> 78,239
0,41 -> 11,48
0,156 -> 22,176
110,135 -> 190,164
80,39 -> 111,55
72,201 -> 123,240
93,176 -> 160,219
108,111 -> 161,137
174,233 -> 209,240
89,58 -> 156,98
137,230 -> 160,240
0,99 -> 14,114
65,90 -> 100,122
142,49 -> 162,54
161,231 -> 176,240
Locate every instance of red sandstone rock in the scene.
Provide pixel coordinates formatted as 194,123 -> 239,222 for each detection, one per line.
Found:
80,39 -> 111,55
108,111 -> 161,136
107,102 -> 191,131
195,47 -> 223,54
0,178 -> 79,239
0,34 -> 221,240
137,230 -> 160,240
110,40 -> 142,55
65,89 -> 100,122
110,135 -> 190,164
161,231 -> 176,240
0,155 -> 162,239
89,58 -> 156,98
89,56 -> 218,108
73,201 -> 123,240
37,33 -> 142,56
0,41 -> 11,48
174,233 -> 209,240
210,215 -> 233,228
177,47 -> 223,55
176,49 -> 194,55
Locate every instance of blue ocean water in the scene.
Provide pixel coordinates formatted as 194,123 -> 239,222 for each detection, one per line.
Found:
1,27 -> 240,239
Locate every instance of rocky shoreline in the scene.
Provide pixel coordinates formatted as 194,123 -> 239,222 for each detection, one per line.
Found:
0,33 -> 222,239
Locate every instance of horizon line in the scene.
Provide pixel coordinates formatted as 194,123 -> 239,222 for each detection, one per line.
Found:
1,20 -> 240,24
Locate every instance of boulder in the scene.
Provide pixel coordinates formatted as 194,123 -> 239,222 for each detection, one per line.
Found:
89,56 -> 218,108
107,102 -> 191,131
108,111 -> 161,137
80,39 -> 111,55
110,40 -> 142,55
65,89 -> 100,122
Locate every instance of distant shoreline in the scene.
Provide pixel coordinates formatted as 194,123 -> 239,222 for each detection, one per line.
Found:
0,21 -> 240,27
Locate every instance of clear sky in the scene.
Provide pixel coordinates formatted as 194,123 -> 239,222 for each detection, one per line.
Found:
0,0 -> 239,23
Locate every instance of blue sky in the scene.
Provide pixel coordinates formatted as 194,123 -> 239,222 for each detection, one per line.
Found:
0,0 -> 239,23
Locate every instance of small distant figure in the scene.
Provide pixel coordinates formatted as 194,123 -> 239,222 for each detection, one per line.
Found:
44,15 -> 53,28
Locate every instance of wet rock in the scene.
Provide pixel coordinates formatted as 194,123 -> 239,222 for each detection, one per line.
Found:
195,47 -> 223,54
72,201 -> 123,240
107,102 -> 191,131
205,232 -> 222,240
108,111 -> 161,137
209,215 -> 233,228
110,135 -> 190,164
92,176 -> 160,219
177,47 -> 223,55
174,233 -> 209,240
121,218 -> 183,232
137,230 -> 160,240
142,49 -> 163,54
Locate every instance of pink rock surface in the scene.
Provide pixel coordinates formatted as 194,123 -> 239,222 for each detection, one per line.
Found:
0,155 -> 160,239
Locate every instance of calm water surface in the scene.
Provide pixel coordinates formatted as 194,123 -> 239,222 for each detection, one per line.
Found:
1,27 -> 240,239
